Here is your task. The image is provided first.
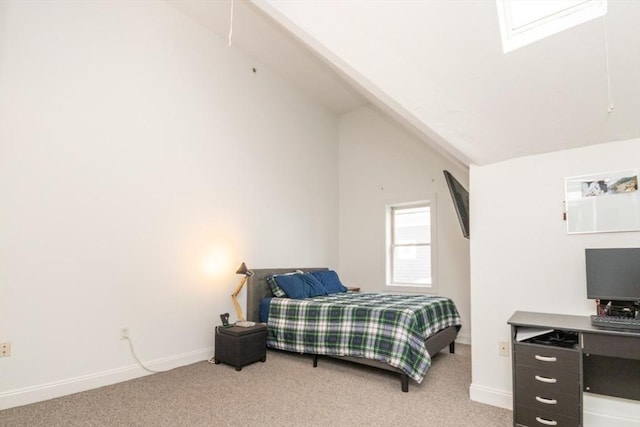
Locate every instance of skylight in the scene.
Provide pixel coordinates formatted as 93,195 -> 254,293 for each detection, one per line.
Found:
496,0 -> 607,53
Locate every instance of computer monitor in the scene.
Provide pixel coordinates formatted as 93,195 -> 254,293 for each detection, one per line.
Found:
585,248 -> 640,302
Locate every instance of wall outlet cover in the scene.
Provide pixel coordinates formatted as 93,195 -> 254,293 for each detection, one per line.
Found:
498,341 -> 510,357
0,342 -> 11,357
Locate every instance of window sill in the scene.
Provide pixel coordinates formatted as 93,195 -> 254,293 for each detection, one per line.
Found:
385,284 -> 437,294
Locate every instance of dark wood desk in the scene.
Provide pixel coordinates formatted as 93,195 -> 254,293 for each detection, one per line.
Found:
508,311 -> 640,427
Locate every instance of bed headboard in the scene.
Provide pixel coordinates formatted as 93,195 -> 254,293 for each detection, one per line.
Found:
246,268 -> 328,322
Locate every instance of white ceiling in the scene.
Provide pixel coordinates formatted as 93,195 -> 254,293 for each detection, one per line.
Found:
166,0 -> 640,166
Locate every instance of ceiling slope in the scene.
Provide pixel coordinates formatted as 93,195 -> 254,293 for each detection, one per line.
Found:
256,0 -> 640,166
167,0 -> 640,166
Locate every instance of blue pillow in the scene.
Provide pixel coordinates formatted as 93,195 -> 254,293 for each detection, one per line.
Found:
301,273 -> 329,297
273,273 -> 329,299
267,271 -> 303,297
310,270 -> 347,294
272,274 -> 307,299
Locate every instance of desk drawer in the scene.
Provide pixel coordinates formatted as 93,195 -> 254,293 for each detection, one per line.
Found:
515,405 -> 579,427
515,382 -> 580,418
582,333 -> 640,359
514,343 -> 579,372
515,364 -> 579,394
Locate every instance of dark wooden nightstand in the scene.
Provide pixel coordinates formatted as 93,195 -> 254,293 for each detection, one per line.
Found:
214,323 -> 267,371
347,287 -> 361,292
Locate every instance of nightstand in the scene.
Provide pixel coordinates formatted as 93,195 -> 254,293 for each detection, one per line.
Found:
214,323 -> 267,371
347,287 -> 361,292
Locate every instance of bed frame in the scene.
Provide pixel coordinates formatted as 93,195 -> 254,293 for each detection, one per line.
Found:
246,268 -> 459,392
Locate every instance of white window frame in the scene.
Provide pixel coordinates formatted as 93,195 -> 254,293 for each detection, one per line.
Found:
385,200 -> 437,293
496,0 -> 607,53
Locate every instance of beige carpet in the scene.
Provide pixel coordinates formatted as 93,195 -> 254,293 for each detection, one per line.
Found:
0,344 -> 512,426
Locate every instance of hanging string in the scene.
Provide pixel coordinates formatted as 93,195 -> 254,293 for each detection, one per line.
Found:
228,0 -> 234,47
602,16 -> 614,114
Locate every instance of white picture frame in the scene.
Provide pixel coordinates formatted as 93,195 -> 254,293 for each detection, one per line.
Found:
565,169 -> 639,234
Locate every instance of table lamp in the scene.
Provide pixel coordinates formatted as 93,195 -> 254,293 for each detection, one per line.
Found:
231,262 -> 254,322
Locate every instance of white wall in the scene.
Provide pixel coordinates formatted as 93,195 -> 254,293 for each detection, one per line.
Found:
338,106 -> 471,344
469,137 -> 640,425
0,0 -> 339,409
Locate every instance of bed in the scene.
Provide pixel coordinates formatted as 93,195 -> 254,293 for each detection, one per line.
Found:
246,268 -> 461,392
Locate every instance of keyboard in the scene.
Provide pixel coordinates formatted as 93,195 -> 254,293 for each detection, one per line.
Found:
591,315 -> 640,331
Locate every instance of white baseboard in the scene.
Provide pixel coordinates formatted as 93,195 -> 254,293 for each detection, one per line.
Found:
469,385 -> 640,426
584,411 -> 640,427
0,347 -> 213,411
469,383 -> 512,410
456,333 -> 471,345
583,393 -> 640,427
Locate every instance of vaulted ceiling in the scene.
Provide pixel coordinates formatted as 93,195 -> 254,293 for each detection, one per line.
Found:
167,0 -> 640,166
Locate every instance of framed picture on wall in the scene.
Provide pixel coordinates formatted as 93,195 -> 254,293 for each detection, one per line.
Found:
565,169 -> 639,234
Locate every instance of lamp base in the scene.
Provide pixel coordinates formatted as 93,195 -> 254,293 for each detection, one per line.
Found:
235,320 -> 256,327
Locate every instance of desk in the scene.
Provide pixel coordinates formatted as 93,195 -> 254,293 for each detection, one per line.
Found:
508,311 -> 640,427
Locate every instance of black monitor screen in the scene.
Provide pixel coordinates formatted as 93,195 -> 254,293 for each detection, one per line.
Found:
585,248 -> 640,301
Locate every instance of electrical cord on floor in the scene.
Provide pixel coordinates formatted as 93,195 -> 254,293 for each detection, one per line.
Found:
123,335 -> 170,374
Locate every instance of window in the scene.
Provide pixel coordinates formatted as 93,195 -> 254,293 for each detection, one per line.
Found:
387,202 -> 433,289
496,0 -> 607,53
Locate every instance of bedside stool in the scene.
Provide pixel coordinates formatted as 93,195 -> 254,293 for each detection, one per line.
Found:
214,323 -> 267,371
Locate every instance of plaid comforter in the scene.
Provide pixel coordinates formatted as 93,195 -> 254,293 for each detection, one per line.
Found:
266,292 -> 461,383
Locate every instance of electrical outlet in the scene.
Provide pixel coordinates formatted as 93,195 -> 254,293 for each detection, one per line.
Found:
120,328 -> 129,340
0,342 -> 11,357
498,341 -> 510,357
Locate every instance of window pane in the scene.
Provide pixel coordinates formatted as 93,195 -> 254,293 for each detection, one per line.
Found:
393,246 -> 431,284
393,207 -> 430,244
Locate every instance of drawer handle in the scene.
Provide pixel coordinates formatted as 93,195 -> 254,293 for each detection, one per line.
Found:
534,375 -> 557,384
535,416 -> 558,426
534,355 -> 557,362
535,396 -> 558,405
